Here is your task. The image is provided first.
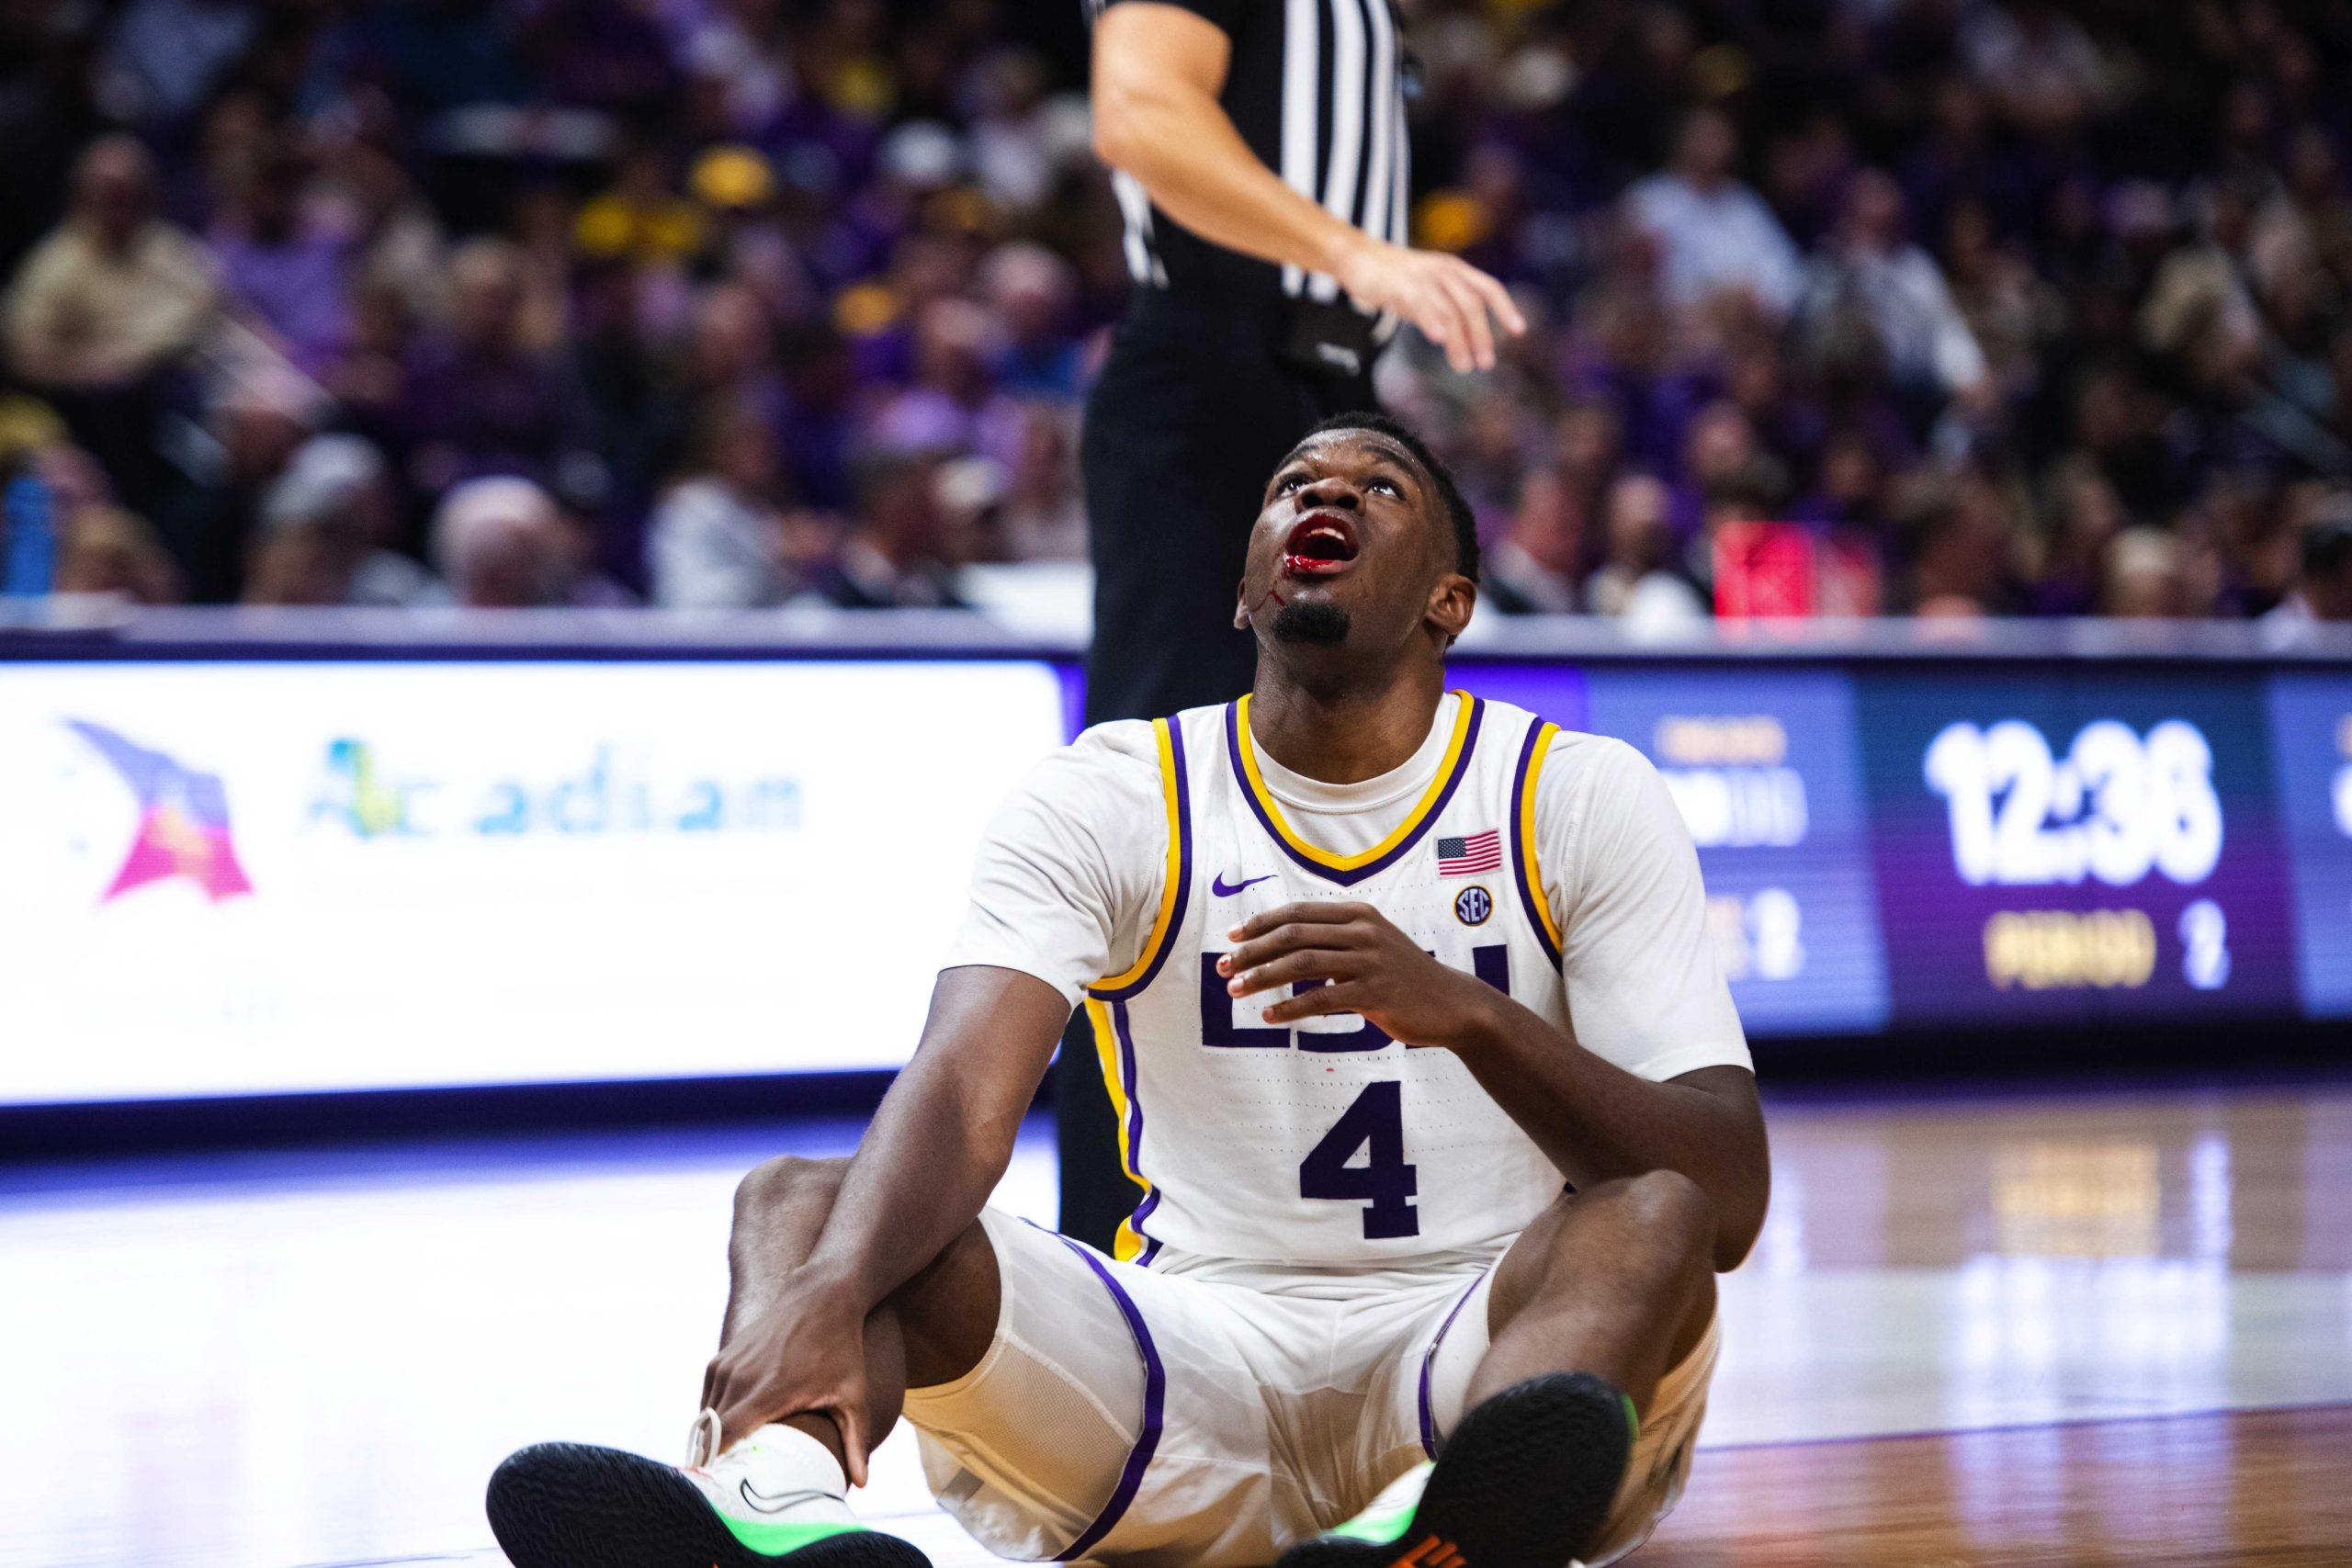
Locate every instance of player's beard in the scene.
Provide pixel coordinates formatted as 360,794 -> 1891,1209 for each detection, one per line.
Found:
1271,598 -> 1351,645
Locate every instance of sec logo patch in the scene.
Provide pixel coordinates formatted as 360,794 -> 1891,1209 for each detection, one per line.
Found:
1454,886 -> 1492,926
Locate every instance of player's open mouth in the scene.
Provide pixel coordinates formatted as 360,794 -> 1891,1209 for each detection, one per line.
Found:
1282,513 -> 1360,578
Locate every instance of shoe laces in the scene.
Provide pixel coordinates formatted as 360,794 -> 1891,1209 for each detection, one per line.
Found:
684,1406 -> 723,1470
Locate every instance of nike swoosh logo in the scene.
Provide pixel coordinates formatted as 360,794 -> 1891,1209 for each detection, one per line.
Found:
1212,872 -> 1275,897
739,1480 -> 842,1515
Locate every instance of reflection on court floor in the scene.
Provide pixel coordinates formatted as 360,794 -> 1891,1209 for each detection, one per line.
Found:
5,1084 -> 2349,1567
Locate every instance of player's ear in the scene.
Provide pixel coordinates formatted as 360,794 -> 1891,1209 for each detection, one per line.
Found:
1234,581 -> 1251,630
1428,571 -> 1476,641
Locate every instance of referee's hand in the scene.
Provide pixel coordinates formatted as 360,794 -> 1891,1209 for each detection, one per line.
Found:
1334,237 -> 1527,374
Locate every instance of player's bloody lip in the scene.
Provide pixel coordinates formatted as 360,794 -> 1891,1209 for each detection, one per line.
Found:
1282,513 -> 1359,578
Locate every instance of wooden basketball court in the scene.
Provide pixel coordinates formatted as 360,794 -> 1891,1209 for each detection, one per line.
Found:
5,1077 -> 2346,1565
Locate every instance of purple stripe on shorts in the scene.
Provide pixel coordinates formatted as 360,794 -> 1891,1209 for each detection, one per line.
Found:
1417,1275 -> 1486,1458
1053,1237 -> 1167,1561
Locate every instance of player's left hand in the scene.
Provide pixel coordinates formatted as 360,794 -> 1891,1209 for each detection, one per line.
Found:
1218,901 -> 1498,1048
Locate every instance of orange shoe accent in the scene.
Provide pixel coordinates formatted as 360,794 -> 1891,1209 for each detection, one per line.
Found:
1387,1534 -> 1465,1568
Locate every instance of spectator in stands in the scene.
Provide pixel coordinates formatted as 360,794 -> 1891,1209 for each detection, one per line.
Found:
1962,0 -> 2114,135
646,399 -> 815,610
2265,500 -> 2352,626
994,405 -> 1085,562
396,238 -> 599,506
1550,402 -> 1625,527
51,504 -> 181,604
4,136 -> 221,511
1623,107 -> 1802,319
673,282 -> 789,481
574,145 -> 706,270
982,243 -> 1082,401
156,363 -> 323,602
1667,402 -> 1780,547
805,444 -> 967,609
872,298 -> 1020,467
4,136 -> 220,391
244,434 -> 445,608
2024,468 -> 2129,617
431,476 -> 573,610
209,137 -> 352,378
1939,198 -> 2063,410
0,0 -> 2345,626
310,126 -> 450,333
1485,468 -> 1589,615
2102,526 -> 2202,619
1902,470 -> 2016,618
1588,473 -> 1707,632
1797,171 -> 1990,410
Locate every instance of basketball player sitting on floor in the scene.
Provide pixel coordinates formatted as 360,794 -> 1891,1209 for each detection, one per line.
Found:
488,412 -> 1770,1568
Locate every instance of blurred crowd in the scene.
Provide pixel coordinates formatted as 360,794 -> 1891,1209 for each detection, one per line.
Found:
3,0 -> 2351,626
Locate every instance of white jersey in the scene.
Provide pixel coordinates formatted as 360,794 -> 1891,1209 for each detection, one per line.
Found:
945,692 -> 1748,1278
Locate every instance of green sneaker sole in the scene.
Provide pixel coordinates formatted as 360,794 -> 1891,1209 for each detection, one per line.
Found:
488,1441 -> 931,1568
1277,1372 -> 1634,1568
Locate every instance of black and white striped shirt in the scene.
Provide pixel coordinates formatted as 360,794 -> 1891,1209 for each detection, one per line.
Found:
1090,0 -> 1411,315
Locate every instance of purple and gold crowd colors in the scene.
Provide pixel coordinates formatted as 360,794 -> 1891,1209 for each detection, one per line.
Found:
1,647 -> 2346,1109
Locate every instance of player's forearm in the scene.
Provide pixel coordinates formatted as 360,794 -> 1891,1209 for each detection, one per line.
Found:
1093,74 -> 1367,280
805,1068 -> 1014,1310
1447,993 -> 1770,1269
799,968 -> 1062,1309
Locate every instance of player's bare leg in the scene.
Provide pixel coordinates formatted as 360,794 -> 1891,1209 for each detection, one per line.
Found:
1472,1168 -> 1717,1415
488,1155 -> 1000,1568
1283,1171 -> 1716,1568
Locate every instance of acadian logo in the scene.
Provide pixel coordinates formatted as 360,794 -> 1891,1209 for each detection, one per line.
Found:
68,719 -> 254,902
309,738 -> 802,839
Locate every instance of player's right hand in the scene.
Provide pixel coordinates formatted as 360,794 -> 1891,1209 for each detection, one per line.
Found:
702,1268 -> 876,1484
1332,237 -> 1527,374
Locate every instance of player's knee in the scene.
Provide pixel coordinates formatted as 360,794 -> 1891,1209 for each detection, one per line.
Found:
1613,1168 -> 1717,1269
731,1154 -> 847,1223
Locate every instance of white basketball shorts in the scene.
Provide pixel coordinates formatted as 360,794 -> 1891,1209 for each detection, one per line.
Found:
900,1207 -> 1716,1567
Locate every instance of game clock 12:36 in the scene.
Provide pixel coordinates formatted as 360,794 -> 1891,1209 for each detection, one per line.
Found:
1856,672 -> 2301,1026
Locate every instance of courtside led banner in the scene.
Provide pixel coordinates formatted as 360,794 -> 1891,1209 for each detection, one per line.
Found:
2,649 -> 2345,1108
0,660 -> 1065,1102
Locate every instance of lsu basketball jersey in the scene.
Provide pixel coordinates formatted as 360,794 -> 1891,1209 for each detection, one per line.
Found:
1081,693 -> 1572,1270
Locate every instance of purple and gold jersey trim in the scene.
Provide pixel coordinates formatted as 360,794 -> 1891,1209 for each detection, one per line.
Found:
1510,719 -> 1566,967
1088,717 -> 1193,1002
1225,693 -> 1485,888
1085,997 -> 1163,1266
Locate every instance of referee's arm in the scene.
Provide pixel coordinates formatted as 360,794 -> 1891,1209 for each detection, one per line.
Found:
1091,3 -> 1526,373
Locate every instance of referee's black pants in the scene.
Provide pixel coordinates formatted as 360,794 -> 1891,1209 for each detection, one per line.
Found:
1058,287 -> 1376,1250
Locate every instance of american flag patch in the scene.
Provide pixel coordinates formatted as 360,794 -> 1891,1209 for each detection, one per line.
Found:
1436,829 -> 1502,875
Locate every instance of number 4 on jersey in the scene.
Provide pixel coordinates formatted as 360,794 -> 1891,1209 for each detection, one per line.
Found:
1299,1080 -> 1419,1238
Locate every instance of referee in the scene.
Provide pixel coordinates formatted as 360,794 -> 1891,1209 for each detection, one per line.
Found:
1059,0 -> 1526,1247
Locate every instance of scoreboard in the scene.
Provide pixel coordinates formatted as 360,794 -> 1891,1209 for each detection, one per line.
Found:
1458,661 -> 2350,1036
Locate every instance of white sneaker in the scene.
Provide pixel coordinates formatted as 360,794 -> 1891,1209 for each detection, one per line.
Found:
682,1409 -> 859,1530
488,1410 -> 926,1568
